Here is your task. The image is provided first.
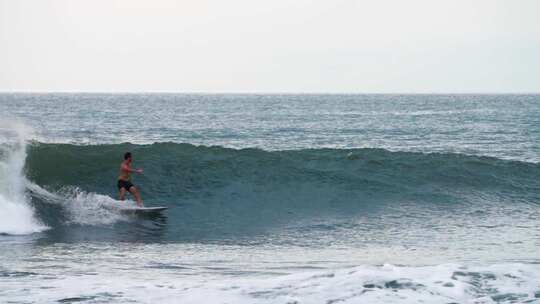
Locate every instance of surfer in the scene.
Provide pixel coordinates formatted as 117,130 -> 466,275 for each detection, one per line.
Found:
118,152 -> 144,207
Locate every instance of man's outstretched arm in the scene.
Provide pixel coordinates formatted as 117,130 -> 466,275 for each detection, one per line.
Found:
122,164 -> 143,173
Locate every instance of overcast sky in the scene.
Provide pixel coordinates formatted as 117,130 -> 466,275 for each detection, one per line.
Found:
1,0 -> 539,93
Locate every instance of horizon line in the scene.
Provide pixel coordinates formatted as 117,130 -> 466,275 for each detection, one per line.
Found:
1,90 -> 539,95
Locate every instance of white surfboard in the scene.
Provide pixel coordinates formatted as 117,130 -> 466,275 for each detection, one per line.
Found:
119,206 -> 168,215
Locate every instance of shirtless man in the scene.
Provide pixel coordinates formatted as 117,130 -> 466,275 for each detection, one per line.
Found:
118,152 -> 144,207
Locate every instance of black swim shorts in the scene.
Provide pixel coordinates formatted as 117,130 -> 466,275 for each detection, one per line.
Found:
117,180 -> 134,191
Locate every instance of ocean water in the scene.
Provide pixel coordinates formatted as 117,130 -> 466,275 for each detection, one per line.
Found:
1,93 -> 539,303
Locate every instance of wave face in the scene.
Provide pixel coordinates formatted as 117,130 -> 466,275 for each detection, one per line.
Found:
22,142 -> 540,245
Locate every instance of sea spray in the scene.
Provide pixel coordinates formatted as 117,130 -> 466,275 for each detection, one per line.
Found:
59,187 -> 129,226
0,122 -> 47,234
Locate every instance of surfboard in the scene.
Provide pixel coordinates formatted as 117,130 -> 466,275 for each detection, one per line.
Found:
119,206 -> 168,215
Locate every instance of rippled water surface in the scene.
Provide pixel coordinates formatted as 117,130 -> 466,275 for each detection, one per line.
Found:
1,94 -> 539,303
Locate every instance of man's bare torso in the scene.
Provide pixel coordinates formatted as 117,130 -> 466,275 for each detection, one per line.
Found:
118,161 -> 131,181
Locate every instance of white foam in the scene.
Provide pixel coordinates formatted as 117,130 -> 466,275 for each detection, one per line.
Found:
0,121 -> 48,235
26,182 -> 132,226
25,178 -> 134,226
0,194 -> 46,235
1,260 -> 539,304
61,188 -> 130,226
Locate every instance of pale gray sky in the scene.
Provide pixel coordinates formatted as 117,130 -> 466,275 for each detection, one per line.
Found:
1,0 -> 539,93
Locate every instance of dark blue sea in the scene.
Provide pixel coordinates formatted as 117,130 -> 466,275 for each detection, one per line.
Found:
1,94 -> 539,303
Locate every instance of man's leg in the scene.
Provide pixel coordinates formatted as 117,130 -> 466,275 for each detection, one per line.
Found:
119,188 -> 127,201
129,186 -> 143,207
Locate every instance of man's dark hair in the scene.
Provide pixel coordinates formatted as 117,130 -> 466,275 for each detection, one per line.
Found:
124,152 -> 132,160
